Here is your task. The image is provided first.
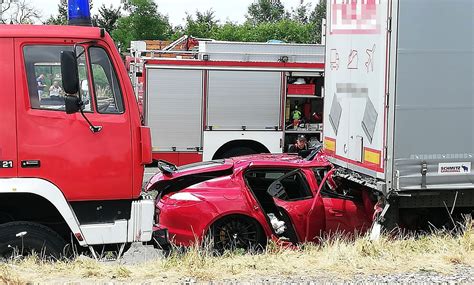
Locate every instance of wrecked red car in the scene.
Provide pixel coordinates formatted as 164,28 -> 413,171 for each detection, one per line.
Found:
145,153 -> 377,251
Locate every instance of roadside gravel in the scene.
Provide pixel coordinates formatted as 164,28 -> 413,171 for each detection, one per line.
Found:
213,265 -> 474,284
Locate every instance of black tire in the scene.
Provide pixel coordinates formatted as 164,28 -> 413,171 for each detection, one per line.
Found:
208,216 -> 265,253
0,221 -> 67,259
221,147 -> 258,159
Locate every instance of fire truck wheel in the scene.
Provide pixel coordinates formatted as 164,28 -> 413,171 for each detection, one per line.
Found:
0,221 -> 67,259
221,147 -> 258,159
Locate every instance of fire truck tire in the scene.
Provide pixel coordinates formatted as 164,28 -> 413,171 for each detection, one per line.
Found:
221,147 -> 258,158
0,221 -> 67,259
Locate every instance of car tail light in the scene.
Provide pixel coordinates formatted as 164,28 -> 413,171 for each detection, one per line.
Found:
161,192 -> 203,207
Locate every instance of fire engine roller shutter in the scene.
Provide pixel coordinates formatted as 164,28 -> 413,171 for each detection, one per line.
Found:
146,69 -> 203,151
207,71 -> 281,130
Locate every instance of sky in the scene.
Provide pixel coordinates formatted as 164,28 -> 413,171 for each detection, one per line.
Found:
25,0 -> 315,26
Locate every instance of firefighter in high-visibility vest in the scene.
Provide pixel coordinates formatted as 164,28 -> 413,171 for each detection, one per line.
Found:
292,104 -> 302,128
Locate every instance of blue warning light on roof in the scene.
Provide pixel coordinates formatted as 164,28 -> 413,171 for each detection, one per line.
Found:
68,0 -> 92,26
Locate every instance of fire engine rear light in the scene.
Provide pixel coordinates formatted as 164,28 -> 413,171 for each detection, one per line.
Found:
68,0 -> 92,26
74,232 -> 84,242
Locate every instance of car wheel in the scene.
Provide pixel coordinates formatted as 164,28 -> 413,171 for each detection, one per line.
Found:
208,216 -> 265,253
221,147 -> 257,159
0,221 -> 68,259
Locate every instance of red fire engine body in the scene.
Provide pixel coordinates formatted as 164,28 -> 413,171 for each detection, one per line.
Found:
0,25 -> 154,257
128,40 -> 326,166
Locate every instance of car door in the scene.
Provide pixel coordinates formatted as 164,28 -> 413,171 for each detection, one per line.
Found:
313,168 -> 372,234
269,168 -> 326,243
15,41 -> 133,201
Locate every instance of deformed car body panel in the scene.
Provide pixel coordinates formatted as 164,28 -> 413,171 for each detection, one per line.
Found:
146,154 -> 376,247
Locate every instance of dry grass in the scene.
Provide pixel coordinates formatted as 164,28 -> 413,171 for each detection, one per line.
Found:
1,224 -> 473,284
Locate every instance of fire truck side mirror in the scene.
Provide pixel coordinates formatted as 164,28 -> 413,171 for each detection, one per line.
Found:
60,51 -> 79,95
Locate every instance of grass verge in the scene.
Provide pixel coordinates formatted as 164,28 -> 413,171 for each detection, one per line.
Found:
1,224 -> 473,283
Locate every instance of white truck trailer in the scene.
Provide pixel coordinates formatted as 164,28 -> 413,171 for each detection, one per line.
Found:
130,40 -> 325,166
323,0 -> 474,229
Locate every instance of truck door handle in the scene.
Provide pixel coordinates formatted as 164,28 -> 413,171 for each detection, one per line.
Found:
328,209 -> 344,217
21,160 -> 41,168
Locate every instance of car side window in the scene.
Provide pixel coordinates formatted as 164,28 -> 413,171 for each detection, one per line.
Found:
245,169 -> 312,202
23,45 -> 92,112
89,47 -> 124,114
278,171 -> 313,201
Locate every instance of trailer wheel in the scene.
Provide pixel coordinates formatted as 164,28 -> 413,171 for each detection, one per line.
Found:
220,147 -> 258,158
0,221 -> 68,259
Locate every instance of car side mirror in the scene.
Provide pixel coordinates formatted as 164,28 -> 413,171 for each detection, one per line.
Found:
61,50 -> 79,95
267,181 -> 288,200
65,95 -> 82,114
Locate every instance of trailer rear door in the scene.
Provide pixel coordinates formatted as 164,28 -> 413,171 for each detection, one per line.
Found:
146,68 -> 203,152
323,0 -> 390,179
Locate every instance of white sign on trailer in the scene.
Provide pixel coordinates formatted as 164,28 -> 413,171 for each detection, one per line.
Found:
323,0 -> 389,179
438,163 -> 471,175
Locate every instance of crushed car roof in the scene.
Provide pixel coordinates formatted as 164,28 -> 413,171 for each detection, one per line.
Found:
229,153 -> 331,168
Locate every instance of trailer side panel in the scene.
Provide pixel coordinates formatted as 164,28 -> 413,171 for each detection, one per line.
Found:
393,0 -> 474,190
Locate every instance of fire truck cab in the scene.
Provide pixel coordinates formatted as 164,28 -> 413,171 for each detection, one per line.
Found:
0,25 -> 154,257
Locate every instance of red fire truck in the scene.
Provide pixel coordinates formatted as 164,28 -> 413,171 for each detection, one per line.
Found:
0,25 -> 154,258
128,39 -> 326,166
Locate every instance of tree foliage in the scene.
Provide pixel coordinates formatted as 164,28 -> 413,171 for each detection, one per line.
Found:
309,1 -> 327,44
38,0 -> 326,46
0,0 -> 41,24
181,9 -> 219,39
211,20 -> 312,43
246,0 -> 288,25
292,2 -> 311,24
92,4 -> 121,34
112,0 -> 171,49
45,0 -> 67,25
0,1 -> 13,24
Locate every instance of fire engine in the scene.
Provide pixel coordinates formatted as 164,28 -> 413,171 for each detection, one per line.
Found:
0,23 -> 155,258
128,38 -> 326,166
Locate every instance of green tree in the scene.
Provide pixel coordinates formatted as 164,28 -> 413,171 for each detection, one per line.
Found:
92,4 -> 121,34
309,0 -> 326,43
45,0 -> 67,25
292,2 -> 311,24
112,0 -> 171,49
211,22 -> 247,42
183,9 -> 219,38
246,0 -> 288,25
212,20 -> 312,44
